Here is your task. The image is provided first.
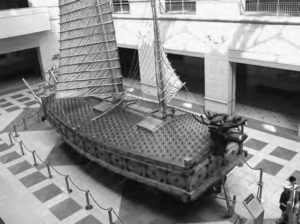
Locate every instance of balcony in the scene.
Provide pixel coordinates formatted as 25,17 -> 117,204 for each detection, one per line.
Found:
0,7 -> 51,39
245,0 -> 300,16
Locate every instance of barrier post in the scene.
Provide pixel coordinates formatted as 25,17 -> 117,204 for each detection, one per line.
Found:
65,175 -> 72,193
8,133 -> 14,146
32,151 -> 38,166
37,111 -> 40,122
19,141 -> 25,156
85,191 -> 93,210
108,208 -> 113,224
13,125 -> 19,137
257,168 -> 264,202
46,162 -> 52,178
23,118 -> 27,130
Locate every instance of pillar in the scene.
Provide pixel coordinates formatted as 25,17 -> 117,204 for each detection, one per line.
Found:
204,54 -> 236,115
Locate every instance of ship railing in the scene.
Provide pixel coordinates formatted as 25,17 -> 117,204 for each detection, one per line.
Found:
8,117 -> 126,224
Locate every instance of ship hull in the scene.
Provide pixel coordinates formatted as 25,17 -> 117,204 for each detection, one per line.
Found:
42,95 -> 246,202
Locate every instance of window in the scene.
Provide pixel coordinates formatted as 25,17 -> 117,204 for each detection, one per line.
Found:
112,0 -> 130,14
0,0 -> 29,10
165,0 -> 196,14
245,0 -> 300,16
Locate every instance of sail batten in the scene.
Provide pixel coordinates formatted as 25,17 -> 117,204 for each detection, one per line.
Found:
59,31 -> 115,42
60,12 -> 112,25
56,0 -> 123,99
60,49 -> 118,58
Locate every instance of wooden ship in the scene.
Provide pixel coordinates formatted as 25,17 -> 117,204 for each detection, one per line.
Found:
24,0 -> 248,204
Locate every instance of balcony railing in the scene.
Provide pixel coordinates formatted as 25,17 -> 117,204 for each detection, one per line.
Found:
112,1 -> 130,14
165,0 -> 196,14
245,1 -> 300,16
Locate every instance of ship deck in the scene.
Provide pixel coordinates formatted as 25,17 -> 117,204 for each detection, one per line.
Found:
43,95 -> 211,167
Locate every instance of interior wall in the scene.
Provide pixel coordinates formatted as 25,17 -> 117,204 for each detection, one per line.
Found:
118,47 -> 140,80
0,48 -> 41,78
167,53 -> 204,94
236,63 -> 300,116
0,0 -> 29,10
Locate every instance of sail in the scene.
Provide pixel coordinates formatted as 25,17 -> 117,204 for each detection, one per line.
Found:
160,49 -> 184,103
137,22 -> 184,103
56,0 -> 123,98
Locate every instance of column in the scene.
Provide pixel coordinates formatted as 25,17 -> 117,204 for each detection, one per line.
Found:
204,54 -> 236,115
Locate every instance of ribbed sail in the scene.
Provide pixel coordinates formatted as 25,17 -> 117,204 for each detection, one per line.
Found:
161,49 -> 184,103
56,0 -> 123,98
138,23 -> 184,103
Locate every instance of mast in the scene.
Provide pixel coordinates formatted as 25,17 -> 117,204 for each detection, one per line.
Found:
96,0 -> 119,95
150,0 -> 167,117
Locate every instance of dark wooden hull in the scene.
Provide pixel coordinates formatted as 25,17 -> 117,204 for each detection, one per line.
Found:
42,96 -> 246,202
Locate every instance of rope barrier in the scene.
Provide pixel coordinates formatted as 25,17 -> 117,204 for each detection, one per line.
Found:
21,141 -> 33,153
88,193 -> 110,211
7,92 -> 127,224
34,151 -> 46,164
11,132 -> 21,144
113,209 -> 126,224
15,120 -> 24,128
242,158 -> 264,203
49,164 -> 68,177
68,177 -> 88,192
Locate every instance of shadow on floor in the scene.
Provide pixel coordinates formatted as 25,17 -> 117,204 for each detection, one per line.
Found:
45,141 -> 242,224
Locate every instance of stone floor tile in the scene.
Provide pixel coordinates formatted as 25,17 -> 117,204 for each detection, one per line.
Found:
49,198 -> 82,221
17,97 -> 31,102
74,215 -> 102,224
0,151 -> 21,164
0,98 -> 7,103
0,102 -> 13,108
19,171 -> 47,188
245,153 -> 253,161
25,101 -> 38,106
33,184 -> 63,203
244,138 -> 268,151
8,160 -> 32,175
270,146 -> 297,161
0,143 -> 10,152
5,106 -> 21,112
11,94 -> 24,99
254,159 -> 283,176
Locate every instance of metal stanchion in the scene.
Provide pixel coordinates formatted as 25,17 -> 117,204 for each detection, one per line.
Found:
85,191 -> 93,210
13,125 -> 19,137
257,168 -> 264,202
65,175 -> 72,193
23,118 -> 27,130
19,141 -> 25,156
8,133 -> 14,146
46,162 -> 52,179
108,208 -> 113,224
32,151 -> 38,166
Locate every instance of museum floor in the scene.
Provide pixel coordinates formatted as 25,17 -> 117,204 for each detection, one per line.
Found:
0,85 -> 299,224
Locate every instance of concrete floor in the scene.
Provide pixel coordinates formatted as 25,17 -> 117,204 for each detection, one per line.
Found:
0,84 -> 299,224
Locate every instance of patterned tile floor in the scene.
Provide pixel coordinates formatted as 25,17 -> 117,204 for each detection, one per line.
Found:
0,87 -> 299,224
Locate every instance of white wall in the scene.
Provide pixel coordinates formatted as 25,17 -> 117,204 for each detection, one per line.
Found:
113,0 -> 300,113
0,0 -> 59,79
